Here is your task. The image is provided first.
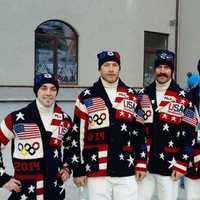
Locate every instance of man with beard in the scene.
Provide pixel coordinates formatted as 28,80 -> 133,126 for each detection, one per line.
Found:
70,50 -> 147,200
137,49 -> 196,200
0,73 -> 72,200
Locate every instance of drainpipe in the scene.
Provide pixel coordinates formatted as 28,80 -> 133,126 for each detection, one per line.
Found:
174,0 -> 179,80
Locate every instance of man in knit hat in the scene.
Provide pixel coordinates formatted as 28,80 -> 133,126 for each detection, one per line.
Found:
184,59 -> 200,200
70,50 -> 147,200
0,73 -> 72,200
138,49 -> 196,200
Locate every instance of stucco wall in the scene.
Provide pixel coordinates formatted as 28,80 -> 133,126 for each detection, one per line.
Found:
177,0 -> 200,86
0,0 -> 176,87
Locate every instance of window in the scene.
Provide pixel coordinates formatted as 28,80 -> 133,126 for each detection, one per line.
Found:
35,20 -> 78,85
143,32 -> 168,87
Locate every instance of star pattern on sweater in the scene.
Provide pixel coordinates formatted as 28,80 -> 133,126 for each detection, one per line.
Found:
168,157 -> 176,169
192,139 -> 195,146
138,88 -> 144,94
132,130 -> 138,136
163,123 -> 169,132
127,155 -> 134,167
176,131 -> 180,137
119,153 -> 124,160
171,116 -> 176,122
162,114 -> 168,119
189,101 -> 193,108
120,111 -> 125,117
85,164 -> 91,172
84,89 -> 91,96
28,185 -> 35,193
179,90 -> 186,97
91,154 -> 97,161
53,139 -> 58,145
54,149 -> 59,158
121,123 -> 127,132
180,99 -> 186,104
71,155 -> 79,163
71,139 -> 78,147
132,96 -> 137,101
128,88 -> 134,94
59,184 -> 65,194
63,112 -> 69,119
188,161 -> 193,168
182,154 -> 189,160
159,153 -> 165,160
182,131 -> 186,136
16,112 -> 25,121
54,180 -> 58,187
20,194 -> 28,200
65,136 -> 71,141
72,124 -> 78,132
168,140 -> 174,147
140,151 -> 146,158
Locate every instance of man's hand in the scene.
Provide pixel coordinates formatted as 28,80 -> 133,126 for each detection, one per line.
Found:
135,171 -> 146,181
59,168 -> 71,182
73,176 -> 87,187
171,170 -> 184,181
3,178 -> 21,193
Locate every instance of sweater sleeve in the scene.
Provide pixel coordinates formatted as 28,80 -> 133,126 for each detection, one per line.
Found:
0,114 -> 15,187
69,95 -> 88,177
173,101 -> 197,174
133,96 -> 147,172
62,112 -> 73,173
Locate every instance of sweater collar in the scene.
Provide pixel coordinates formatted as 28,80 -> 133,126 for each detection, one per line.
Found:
36,98 -> 54,115
100,77 -> 119,89
156,79 -> 172,91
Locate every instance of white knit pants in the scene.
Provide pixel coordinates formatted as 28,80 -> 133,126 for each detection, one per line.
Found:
185,177 -> 200,200
137,173 -> 179,200
87,176 -> 138,200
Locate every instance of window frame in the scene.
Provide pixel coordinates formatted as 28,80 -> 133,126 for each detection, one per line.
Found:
143,31 -> 169,87
35,19 -> 79,87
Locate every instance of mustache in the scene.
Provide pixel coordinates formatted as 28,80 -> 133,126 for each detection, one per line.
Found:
157,73 -> 169,78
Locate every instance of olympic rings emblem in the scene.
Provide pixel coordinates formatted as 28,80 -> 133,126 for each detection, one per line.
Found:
144,110 -> 152,120
18,142 -> 40,156
89,113 -> 107,125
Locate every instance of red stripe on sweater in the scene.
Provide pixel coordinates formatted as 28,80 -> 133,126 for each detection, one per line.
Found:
75,107 -> 88,120
0,130 -> 9,145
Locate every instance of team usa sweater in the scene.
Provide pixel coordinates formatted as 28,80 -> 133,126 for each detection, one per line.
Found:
70,78 -> 147,178
0,101 -> 72,200
186,85 -> 200,179
140,80 -> 197,176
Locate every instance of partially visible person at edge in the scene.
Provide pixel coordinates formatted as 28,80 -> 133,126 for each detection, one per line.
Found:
137,49 -> 196,200
185,71 -> 199,92
69,50 -> 147,200
0,73 -> 72,200
184,59 -> 200,200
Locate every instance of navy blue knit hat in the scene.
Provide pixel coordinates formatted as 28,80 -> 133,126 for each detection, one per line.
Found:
97,51 -> 121,70
34,73 -> 59,96
197,59 -> 200,74
154,49 -> 175,71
